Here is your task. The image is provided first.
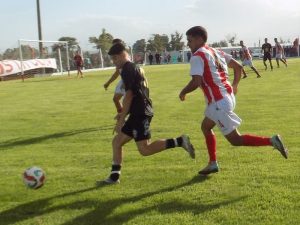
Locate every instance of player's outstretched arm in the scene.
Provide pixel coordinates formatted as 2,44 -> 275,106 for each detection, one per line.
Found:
179,75 -> 202,101
104,69 -> 120,89
114,90 -> 133,133
227,58 -> 243,95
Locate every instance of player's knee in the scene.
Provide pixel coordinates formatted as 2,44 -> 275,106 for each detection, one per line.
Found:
113,95 -> 119,103
227,137 -> 243,146
137,145 -> 150,156
201,122 -> 210,134
229,140 -> 241,146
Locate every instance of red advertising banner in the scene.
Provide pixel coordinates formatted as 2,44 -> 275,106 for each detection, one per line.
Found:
0,58 -> 57,76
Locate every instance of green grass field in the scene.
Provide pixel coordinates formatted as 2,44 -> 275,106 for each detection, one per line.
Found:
0,58 -> 299,225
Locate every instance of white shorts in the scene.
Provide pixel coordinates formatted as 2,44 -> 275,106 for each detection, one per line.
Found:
276,53 -> 282,59
115,79 -> 125,95
205,93 -> 242,135
242,59 -> 253,67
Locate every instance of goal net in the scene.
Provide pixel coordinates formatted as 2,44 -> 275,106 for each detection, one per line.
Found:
18,39 -> 70,80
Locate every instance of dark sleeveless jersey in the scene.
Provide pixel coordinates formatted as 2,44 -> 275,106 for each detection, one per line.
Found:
121,62 -> 153,117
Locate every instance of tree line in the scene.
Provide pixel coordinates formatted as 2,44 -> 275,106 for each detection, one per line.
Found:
0,29 -> 185,61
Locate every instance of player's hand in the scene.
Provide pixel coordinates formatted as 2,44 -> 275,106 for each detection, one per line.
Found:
179,91 -> 186,101
114,113 -> 121,121
104,82 -> 109,90
114,119 -> 125,134
232,85 -> 238,95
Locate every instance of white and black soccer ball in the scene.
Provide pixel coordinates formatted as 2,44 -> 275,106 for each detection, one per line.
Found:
23,166 -> 46,189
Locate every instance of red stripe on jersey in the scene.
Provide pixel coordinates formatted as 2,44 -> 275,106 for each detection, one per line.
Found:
201,82 -> 212,103
194,51 -> 223,102
243,47 -> 251,60
276,43 -> 282,54
206,47 -> 232,95
219,70 -> 232,94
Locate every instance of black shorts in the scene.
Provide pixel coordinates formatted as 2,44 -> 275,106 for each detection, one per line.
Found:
121,115 -> 152,141
263,53 -> 272,61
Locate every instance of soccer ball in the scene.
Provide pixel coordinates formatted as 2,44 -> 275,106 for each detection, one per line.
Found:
23,166 -> 46,189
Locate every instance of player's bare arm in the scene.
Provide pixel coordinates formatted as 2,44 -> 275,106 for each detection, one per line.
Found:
115,89 -> 133,133
104,69 -> 120,90
179,75 -> 202,101
227,59 -> 242,95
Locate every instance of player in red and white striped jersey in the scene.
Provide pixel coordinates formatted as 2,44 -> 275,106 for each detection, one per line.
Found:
274,38 -> 287,68
240,40 -> 261,78
179,26 -> 288,175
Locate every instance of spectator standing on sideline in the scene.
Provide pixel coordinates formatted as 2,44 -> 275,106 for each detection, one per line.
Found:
148,53 -> 154,65
155,52 -> 161,64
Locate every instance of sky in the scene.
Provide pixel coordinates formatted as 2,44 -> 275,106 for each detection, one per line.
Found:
0,0 -> 299,52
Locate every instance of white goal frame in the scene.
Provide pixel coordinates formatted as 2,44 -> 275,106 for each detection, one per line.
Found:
18,39 -> 70,81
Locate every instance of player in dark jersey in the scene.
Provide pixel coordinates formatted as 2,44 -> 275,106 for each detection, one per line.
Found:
98,43 -> 195,185
74,51 -> 83,78
261,38 -> 273,70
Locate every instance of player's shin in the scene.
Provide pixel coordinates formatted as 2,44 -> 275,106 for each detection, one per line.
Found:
205,133 -> 217,162
241,134 -> 272,146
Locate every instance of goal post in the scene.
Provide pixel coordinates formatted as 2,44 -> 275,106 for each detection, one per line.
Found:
18,39 -> 70,81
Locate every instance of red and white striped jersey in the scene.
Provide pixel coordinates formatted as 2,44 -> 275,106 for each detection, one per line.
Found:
241,46 -> 252,60
190,45 -> 233,104
275,43 -> 283,54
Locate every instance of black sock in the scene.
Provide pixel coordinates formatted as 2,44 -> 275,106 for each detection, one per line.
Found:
166,136 -> 183,149
109,164 -> 121,181
176,137 -> 183,146
166,139 -> 175,148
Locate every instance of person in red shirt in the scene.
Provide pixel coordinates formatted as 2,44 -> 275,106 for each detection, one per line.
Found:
74,51 -> 83,78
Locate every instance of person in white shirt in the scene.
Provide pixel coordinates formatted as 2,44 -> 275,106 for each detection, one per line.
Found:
274,38 -> 287,68
240,41 -> 261,78
179,26 -> 288,175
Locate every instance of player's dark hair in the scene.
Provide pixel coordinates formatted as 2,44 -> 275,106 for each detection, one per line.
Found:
186,26 -> 207,42
108,43 -> 126,55
112,38 -> 123,44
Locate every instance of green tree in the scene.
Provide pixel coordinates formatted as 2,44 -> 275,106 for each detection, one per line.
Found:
133,39 -> 146,53
2,48 -> 18,60
89,29 -> 114,54
147,34 -> 169,52
2,45 -> 39,60
211,40 -> 228,48
50,37 -> 78,71
55,37 -> 79,52
169,31 -> 184,51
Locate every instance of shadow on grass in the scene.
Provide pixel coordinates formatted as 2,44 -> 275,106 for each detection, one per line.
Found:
0,176 -> 247,225
0,126 -> 113,150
